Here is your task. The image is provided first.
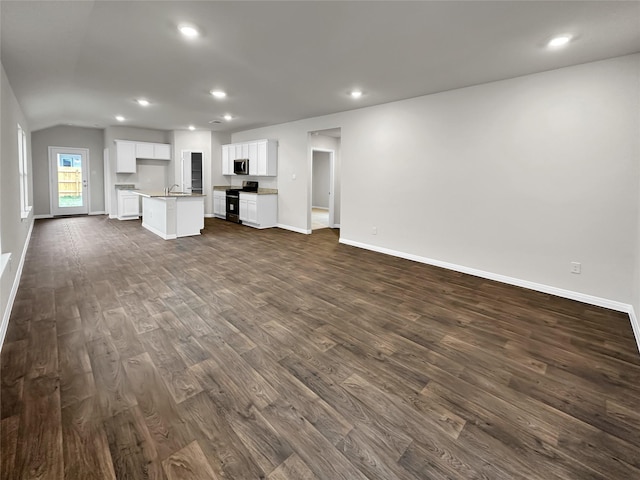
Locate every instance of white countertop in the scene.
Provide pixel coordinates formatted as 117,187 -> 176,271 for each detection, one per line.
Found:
133,190 -> 205,198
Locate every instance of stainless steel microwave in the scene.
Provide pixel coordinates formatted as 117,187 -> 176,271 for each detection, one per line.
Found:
233,158 -> 249,175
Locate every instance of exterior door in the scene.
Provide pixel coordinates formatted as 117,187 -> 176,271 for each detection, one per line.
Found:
49,147 -> 89,216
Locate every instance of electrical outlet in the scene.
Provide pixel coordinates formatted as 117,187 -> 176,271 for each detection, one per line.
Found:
570,262 -> 581,274
372,226 -> 377,235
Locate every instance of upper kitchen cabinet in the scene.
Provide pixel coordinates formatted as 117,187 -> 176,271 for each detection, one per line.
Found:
222,139 -> 277,176
135,142 -> 154,159
115,140 -> 136,173
135,141 -> 171,160
115,140 -> 172,173
153,143 -> 171,160
222,144 -> 232,175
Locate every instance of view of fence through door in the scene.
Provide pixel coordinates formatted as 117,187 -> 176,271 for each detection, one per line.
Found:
49,146 -> 89,216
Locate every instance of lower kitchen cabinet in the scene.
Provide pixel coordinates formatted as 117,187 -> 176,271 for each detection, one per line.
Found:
117,190 -> 140,220
213,190 -> 226,218
239,193 -> 277,228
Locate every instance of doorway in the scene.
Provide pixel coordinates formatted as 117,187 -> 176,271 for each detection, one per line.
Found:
310,148 -> 335,230
49,146 -> 90,216
181,151 -> 203,194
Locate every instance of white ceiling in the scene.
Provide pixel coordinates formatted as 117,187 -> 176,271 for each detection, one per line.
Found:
2,1 -> 639,134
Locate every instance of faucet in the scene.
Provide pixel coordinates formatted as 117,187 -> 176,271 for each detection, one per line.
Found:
165,184 -> 180,195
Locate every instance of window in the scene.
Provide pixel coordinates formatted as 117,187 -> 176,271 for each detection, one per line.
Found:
18,124 -> 30,219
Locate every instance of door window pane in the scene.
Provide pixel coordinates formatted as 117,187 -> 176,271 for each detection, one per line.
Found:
57,154 -> 83,208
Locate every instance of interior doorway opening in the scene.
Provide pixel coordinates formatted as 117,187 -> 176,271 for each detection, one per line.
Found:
308,128 -> 341,234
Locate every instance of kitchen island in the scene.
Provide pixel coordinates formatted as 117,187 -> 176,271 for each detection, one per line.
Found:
133,191 -> 205,240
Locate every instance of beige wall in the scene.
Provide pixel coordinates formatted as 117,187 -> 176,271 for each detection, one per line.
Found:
31,125 -> 105,216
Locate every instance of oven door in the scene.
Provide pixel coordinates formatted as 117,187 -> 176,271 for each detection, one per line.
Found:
226,193 -> 241,223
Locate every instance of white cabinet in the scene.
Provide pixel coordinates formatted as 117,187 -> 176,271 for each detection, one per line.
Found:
239,193 -> 277,228
222,145 -> 232,175
154,143 -> 171,160
213,190 -> 226,218
135,141 -> 171,160
256,139 -> 275,176
135,142 -> 154,159
116,140 -> 171,173
117,190 -> 140,220
115,141 -> 136,173
222,139 -> 277,176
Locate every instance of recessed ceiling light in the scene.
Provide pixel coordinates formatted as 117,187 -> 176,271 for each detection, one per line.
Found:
188,125 -> 195,131
137,99 -> 150,106
223,114 -> 233,121
179,24 -> 199,38
210,90 -> 227,99
115,115 -> 125,122
548,35 -> 572,48
350,90 -> 363,99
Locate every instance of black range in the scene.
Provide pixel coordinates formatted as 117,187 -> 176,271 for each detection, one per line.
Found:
226,181 -> 258,224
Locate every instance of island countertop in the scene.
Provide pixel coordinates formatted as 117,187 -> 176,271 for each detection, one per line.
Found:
133,191 -> 205,198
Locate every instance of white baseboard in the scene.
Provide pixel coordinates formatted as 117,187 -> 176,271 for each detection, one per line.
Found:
141,222 -> 177,240
340,237 -> 639,353
89,211 -> 106,216
33,214 -> 53,220
277,223 -> 311,235
0,219 -> 34,350
109,214 -> 118,219
333,223 -> 341,228
204,214 -> 215,218
627,307 -> 640,354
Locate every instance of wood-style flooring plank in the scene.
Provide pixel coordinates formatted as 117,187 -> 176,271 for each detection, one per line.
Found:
61,396 -> 116,480
1,415 -> 20,480
161,441 -> 220,480
13,375 -> 63,480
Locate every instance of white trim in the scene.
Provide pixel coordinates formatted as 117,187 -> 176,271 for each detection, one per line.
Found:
33,214 -> 54,220
204,213 -> 215,218
141,222 -> 177,240
0,254 -> 11,278
1,220 -> 34,350
339,237 -> 640,351
627,307 -> 640,354
277,223 -> 311,235
89,211 -> 106,216
109,214 -> 118,219
334,223 -> 341,228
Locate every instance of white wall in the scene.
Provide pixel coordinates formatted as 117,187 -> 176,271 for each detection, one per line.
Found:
232,54 -> 640,311
312,151 -> 330,208
1,63 -> 34,345
171,130 -> 213,215
31,126 -> 105,215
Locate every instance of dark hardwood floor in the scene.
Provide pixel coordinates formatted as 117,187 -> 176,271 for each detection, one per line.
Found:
2,216 -> 640,479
